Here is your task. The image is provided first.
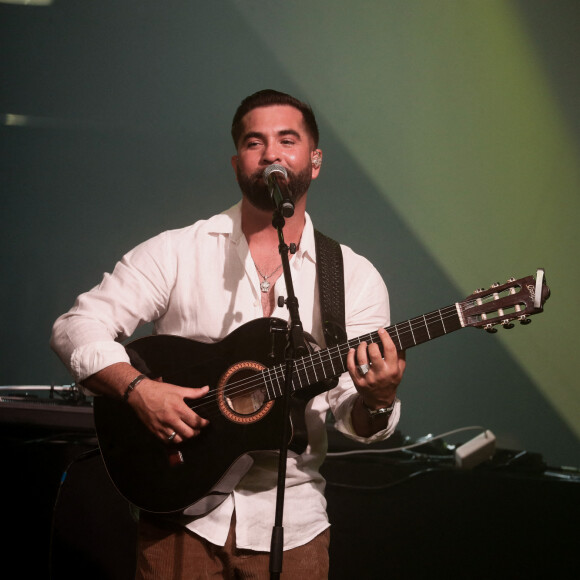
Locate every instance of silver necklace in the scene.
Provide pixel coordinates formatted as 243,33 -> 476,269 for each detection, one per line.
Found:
255,262 -> 283,293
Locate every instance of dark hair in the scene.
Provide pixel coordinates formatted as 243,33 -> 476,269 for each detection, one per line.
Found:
231,89 -> 319,148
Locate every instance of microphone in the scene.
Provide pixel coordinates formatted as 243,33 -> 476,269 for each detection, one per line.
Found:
263,164 -> 294,218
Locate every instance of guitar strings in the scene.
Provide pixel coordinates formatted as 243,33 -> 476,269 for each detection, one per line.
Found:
186,303 -> 472,418
189,295 -> 516,417
193,303 -> 469,415
195,289 -> 527,418
193,289 -> 525,416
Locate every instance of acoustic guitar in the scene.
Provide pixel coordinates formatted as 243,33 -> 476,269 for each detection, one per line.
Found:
94,269 -> 550,514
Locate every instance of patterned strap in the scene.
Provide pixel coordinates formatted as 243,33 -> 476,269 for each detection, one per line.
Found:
314,229 -> 347,347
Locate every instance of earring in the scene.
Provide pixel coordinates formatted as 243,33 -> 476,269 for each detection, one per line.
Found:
312,151 -> 322,168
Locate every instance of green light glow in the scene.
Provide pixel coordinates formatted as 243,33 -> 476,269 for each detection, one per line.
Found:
235,1 -> 580,439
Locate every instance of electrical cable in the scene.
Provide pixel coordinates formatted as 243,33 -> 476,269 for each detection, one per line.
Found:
327,425 -> 487,457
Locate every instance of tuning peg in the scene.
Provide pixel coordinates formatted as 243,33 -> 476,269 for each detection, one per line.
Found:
519,316 -> 532,325
474,287 -> 485,293
502,320 -> 515,329
491,282 -> 501,288
484,324 -> 498,334
507,277 -> 516,283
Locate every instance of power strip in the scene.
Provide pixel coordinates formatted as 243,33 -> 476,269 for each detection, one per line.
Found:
455,430 -> 496,469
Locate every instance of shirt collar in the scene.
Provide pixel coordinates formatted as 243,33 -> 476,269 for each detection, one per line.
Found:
210,201 -> 317,263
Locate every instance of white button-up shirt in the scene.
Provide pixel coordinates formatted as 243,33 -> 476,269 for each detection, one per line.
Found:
51,202 -> 400,550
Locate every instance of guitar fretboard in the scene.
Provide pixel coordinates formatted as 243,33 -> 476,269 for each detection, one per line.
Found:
261,303 -> 463,401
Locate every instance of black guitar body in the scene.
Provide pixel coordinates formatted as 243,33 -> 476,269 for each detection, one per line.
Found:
94,318 -> 310,515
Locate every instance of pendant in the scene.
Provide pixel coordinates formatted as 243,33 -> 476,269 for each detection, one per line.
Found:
260,280 -> 271,293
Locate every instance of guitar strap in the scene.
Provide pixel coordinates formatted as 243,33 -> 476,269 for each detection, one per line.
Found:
314,229 -> 347,347
291,229 -> 346,401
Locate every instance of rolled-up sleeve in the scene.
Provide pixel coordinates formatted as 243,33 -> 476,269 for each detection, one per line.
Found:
50,231 -> 174,382
327,245 -> 400,443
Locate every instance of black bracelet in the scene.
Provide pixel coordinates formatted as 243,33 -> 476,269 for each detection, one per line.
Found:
122,374 -> 147,402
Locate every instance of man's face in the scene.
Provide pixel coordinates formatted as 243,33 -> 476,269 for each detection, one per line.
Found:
231,105 -> 321,212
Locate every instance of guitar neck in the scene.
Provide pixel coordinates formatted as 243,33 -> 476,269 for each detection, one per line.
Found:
370,302 -> 463,352
263,303 -> 463,399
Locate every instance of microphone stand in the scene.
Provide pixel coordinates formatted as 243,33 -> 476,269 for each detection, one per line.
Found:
269,206 -> 307,580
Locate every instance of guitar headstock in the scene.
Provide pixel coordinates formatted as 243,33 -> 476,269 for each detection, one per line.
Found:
460,268 -> 550,332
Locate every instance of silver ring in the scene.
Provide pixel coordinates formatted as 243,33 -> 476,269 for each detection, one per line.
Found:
167,431 -> 177,442
357,363 -> 370,376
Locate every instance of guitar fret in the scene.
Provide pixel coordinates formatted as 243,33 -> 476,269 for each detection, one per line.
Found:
408,320 -> 417,346
262,368 -> 271,400
301,358 -> 314,388
263,368 -> 274,400
334,346 -> 347,375
416,315 -> 432,344
273,366 -> 284,398
328,348 -> 338,375
300,358 -> 312,385
363,332 -> 374,347
311,353 -> 320,382
319,349 -> 339,380
424,309 -> 447,341
423,314 -> 431,340
439,309 -> 447,334
299,361 -> 309,388
391,322 -> 411,350
428,308 -> 455,342
392,325 -> 403,351
292,361 -> 305,392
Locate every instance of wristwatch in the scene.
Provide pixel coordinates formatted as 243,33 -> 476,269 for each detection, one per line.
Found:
363,397 -> 398,419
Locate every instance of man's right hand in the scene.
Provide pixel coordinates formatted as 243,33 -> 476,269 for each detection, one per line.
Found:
83,362 -> 210,444
127,377 -> 210,444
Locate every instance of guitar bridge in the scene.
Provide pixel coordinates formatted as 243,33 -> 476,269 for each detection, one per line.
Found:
167,449 -> 184,467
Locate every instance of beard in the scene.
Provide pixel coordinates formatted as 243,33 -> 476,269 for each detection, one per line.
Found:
235,162 -> 312,212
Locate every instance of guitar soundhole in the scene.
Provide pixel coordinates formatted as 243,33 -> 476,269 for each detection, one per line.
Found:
216,360 -> 274,424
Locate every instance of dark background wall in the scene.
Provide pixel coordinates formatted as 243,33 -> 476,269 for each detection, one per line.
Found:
1,0 -> 579,468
